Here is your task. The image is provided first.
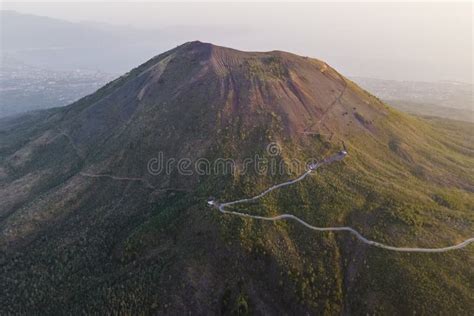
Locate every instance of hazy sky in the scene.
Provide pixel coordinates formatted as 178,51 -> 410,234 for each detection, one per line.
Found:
2,1 -> 473,82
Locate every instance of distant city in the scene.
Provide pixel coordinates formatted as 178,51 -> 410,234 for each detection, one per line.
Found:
0,56 -> 115,117
352,77 -> 473,122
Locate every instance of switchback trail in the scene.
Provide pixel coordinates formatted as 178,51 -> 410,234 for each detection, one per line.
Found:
209,151 -> 474,253
80,172 -> 156,189
303,70 -> 347,134
80,172 -> 192,192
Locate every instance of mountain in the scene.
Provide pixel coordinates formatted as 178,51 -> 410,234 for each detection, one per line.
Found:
0,42 -> 473,314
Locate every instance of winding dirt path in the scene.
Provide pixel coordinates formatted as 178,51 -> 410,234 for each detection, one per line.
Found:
80,172 -> 156,189
210,151 -> 474,253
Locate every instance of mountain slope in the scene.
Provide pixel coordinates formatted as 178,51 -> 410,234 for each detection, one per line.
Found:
0,41 -> 473,314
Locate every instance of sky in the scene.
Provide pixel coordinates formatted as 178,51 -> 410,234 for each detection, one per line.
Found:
1,1 -> 473,82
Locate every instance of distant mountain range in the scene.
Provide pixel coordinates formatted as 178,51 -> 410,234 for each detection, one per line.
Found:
0,10 -> 248,74
1,10 -> 162,73
1,42 -> 472,314
0,10 -> 249,118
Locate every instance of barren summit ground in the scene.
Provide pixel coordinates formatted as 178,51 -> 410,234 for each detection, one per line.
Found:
0,42 -> 473,314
